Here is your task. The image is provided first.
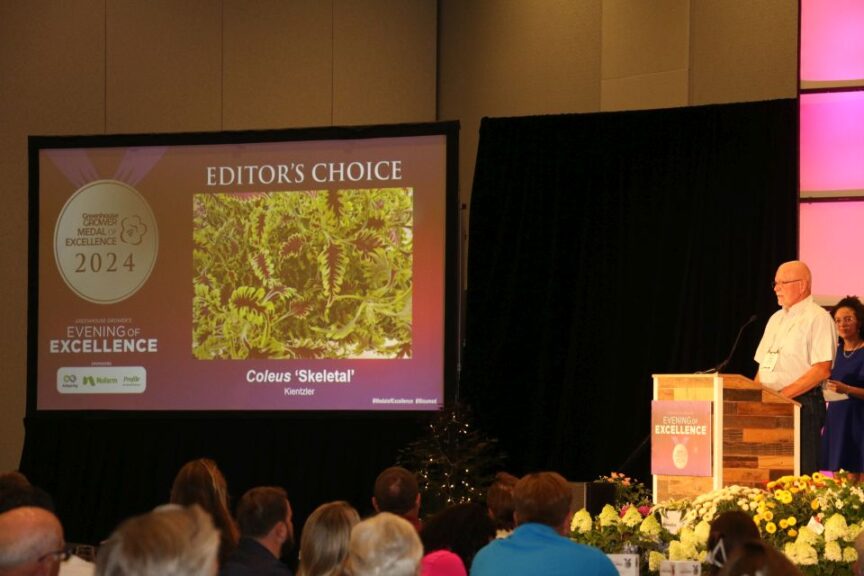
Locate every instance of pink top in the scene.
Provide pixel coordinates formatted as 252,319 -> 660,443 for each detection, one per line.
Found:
421,550 -> 467,576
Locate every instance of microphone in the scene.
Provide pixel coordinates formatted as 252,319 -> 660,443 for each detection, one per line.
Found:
699,314 -> 758,374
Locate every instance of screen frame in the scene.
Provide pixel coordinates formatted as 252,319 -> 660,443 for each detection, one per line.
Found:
27,120 -> 461,417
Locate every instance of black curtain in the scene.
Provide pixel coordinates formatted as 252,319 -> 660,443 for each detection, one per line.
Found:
461,99 -> 798,483
20,413 -> 425,547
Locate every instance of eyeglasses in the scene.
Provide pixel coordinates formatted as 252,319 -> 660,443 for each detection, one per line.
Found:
36,546 -> 72,564
771,279 -> 802,289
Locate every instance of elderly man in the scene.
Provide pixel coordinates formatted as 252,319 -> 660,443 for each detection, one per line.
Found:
0,506 -> 67,576
470,472 -> 617,576
754,260 -> 836,474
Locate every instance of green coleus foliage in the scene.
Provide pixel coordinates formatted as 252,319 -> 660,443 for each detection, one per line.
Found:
192,188 -> 413,360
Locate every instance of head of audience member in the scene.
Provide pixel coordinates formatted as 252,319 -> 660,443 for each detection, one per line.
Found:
773,261 -> 812,310
485,472 -> 518,533
0,473 -> 54,515
833,296 -> 864,344
169,458 -> 238,565
0,506 -> 66,576
95,504 -> 219,576
717,540 -> 801,576
420,502 -> 495,571
512,472 -> 572,535
343,513 -> 422,576
297,501 -> 359,576
706,511 -> 761,575
372,467 -> 420,526
855,528 -> 864,576
234,487 -> 294,561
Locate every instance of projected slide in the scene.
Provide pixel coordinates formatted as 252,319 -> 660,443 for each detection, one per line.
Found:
31,124 -> 456,411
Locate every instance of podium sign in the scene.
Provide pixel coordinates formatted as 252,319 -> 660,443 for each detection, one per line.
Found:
651,400 -> 712,476
652,374 -> 800,502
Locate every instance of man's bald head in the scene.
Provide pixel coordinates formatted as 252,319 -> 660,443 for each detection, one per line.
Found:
774,260 -> 812,309
0,507 -> 64,576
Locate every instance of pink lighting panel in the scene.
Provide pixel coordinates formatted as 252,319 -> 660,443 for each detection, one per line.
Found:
801,0 -> 864,84
799,201 -> 864,304
800,91 -> 864,195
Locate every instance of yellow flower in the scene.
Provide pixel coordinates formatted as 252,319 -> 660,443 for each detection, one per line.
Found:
779,519 -> 788,529
811,499 -> 820,510
844,547 -> 859,563
790,487 -> 799,494
763,511 -> 774,522
825,541 -> 842,562
767,481 -> 777,490
753,514 -> 762,525
787,516 -> 797,526
788,529 -> 798,538
765,522 -> 777,534
648,551 -> 666,572
812,472 -> 824,482
570,509 -> 593,533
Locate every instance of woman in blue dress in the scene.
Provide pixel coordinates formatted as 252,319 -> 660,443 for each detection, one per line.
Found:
822,296 -> 864,481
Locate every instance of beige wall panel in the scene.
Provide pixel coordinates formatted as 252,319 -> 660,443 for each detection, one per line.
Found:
333,0 -> 437,126
690,0 -> 798,105
602,0 -> 689,80
106,0 -> 222,133
0,0 -> 106,472
222,0 -> 333,130
601,69 -> 689,112
439,0 -> 602,285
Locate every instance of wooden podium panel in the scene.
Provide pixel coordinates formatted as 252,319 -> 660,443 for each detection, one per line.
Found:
652,374 -> 799,503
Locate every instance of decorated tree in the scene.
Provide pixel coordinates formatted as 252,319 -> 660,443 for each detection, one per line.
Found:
397,401 -> 505,515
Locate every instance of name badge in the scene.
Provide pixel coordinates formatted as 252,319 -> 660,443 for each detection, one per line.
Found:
762,351 -> 779,371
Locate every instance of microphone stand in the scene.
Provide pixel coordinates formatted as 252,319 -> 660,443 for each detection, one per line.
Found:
696,314 -> 758,374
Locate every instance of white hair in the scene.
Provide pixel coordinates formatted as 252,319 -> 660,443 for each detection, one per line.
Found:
95,504 -> 218,576
344,513 -> 422,576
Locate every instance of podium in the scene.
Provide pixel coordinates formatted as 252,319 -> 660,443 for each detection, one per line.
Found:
651,374 -> 800,503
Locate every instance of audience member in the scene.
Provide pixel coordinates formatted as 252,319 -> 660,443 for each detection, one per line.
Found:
343,513 -> 422,576
0,472 -> 93,576
372,467 -> 421,531
485,473 -> 518,537
296,501 -> 359,576
0,506 -> 66,576
717,540 -> 801,576
706,511 -> 761,575
854,528 -> 864,576
95,504 -> 218,576
0,472 -> 54,514
170,459 -> 239,566
420,503 -> 495,576
220,487 -> 293,576
470,472 -> 617,576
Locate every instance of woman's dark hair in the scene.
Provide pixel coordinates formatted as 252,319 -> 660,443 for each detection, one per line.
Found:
420,502 -> 495,570
833,296 -> 864,340
170,458 -> 239,566
486,472 -> 518,531
706,511 -> 761,574
718,540 -> 802,576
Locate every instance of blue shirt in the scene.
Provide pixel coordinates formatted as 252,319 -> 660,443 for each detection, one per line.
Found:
470,523 -> 617,576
